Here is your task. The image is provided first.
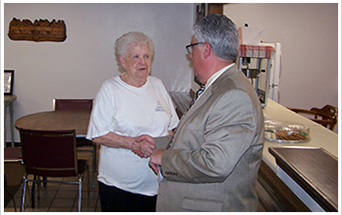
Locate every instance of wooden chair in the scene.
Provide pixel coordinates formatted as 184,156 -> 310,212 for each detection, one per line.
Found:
53,98 -> 96,189
4,147 -> 24,212
19,129 -> 89,212
53,98 -> 93,111
288,105 -> 338,131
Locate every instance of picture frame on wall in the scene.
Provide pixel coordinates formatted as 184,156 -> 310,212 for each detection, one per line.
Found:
4,70 -> 14,95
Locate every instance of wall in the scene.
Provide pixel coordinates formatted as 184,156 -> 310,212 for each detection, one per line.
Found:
224,3 -> 338,108
224,3 -> 339,133
3,3 -> 194,142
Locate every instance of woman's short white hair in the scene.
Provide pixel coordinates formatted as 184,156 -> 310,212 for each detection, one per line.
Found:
115,31 -> 154,72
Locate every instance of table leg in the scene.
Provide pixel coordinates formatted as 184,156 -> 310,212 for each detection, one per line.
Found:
4,110 -> 7,147
9,102 -> 15,147
31,176 -> 36,208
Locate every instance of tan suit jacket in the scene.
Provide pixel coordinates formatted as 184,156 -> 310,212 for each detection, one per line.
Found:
157,65 -> 264,212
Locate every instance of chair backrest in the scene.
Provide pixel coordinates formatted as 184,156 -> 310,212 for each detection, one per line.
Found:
310,105 -> 338,121
19,129 -> 78,177
4,147 -> 22,162
288,105 -> 338,131
54,99 -> 93,111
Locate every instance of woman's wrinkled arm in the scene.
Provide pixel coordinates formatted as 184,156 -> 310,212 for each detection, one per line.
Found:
93,132 -> 155,158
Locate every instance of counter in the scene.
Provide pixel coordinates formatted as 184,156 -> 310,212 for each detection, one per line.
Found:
262,99 -> 338,172
262,99 -> 338,211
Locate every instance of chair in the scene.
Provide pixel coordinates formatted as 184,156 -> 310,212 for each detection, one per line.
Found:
53,98 -> 93,111
53,98 -> 96,189
19,129 -> 89,212
4,147 -> 24,212
288,105 -> 338,131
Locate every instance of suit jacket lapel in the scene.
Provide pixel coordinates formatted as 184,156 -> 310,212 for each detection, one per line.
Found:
178,65 -> 239,128
183,85 -> 212,120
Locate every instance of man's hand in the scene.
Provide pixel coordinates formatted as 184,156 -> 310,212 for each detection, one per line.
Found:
131,134 -> 155,158
149,149 -> 165,174
149,162 -> 160,174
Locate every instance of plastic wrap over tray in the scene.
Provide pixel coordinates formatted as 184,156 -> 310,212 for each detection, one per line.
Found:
265,120 -> 310,143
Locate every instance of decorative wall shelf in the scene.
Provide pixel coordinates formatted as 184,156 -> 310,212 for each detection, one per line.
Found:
8,18 -> 66,42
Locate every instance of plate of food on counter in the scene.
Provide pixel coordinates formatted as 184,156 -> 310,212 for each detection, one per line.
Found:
264,120 -> 310,143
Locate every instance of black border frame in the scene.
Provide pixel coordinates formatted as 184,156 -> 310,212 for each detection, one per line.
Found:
4,70 -> 14,95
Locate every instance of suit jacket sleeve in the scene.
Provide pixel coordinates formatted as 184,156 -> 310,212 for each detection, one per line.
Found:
161,89 -> 259,183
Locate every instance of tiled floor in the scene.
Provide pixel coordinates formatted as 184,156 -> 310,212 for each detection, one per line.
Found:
4,149 -> 101,212
5,147 -> 268,212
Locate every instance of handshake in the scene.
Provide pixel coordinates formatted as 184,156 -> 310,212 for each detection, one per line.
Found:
92,132 -> 163,173
131,134 -> 155,158
131,134 -> 163,174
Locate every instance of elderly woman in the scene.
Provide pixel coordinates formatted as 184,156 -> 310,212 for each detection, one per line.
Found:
86,32 -> 179,212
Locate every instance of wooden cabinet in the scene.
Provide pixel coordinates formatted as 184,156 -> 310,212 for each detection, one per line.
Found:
257,160 -> 310,212
208,3 -> 225,15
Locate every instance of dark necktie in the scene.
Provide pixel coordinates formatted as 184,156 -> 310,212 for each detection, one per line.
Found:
189,84 -> 205,109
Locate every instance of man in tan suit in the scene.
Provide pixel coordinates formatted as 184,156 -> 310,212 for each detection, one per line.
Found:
149,14 -> 264,212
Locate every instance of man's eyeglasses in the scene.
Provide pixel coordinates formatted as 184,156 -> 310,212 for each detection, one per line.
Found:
186,42 -> 204,54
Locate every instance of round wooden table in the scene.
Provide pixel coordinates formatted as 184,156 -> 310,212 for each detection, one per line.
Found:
15,110 -> 91,137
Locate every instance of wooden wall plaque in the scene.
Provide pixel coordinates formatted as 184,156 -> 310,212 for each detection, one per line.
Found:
8,18 -> 67,42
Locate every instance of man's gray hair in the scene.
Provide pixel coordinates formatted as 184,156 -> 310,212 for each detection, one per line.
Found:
115,31 -> 154,72
192,14 -> 240,62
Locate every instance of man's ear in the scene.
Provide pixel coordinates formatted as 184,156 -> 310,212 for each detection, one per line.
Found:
202,42 -> 212,59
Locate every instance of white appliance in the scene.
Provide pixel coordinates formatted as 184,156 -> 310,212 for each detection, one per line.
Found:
261,42 -> 282,103
190,42 -> 282,107
238,42 -> 282,106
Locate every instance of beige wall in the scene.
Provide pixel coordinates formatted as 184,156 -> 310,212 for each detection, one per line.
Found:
3,3 -> 339,142
224,3 -> 339,133
3,3 -> 194,142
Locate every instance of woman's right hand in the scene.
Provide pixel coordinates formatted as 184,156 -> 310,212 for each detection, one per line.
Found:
132,134 -> 155,158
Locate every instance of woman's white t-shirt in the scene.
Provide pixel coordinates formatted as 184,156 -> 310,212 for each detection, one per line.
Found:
86,75 -> 179,196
